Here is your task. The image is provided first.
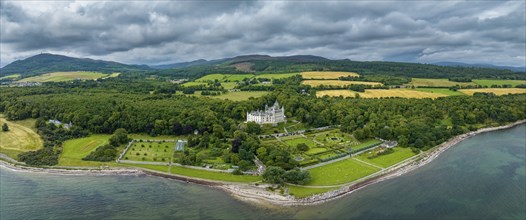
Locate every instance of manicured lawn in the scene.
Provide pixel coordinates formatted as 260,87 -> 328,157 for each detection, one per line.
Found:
170,165 -> 261,182
301,71 -> 359,79
459,88 -> 526,96
307,158 -> 380,186
355,147 -> 417,168
255,73 -> 298,79
124,141 -> 174,162
59,135 -> 113,166
473,79 -> 526,87
287,185 -> 339,198
415,88 -> 465,96
351,139 -> 382,150
305,147 -> 330,155
0,118 -> 43,159
314,129 -> 358,146
131,164 -> 170,173
283,137 -> 318,148
18,71 -> 109,82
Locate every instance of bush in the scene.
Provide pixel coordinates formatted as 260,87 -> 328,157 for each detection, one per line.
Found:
296,143 -> 309,152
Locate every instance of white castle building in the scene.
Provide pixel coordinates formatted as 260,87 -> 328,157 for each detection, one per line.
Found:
246,101 -> 286,124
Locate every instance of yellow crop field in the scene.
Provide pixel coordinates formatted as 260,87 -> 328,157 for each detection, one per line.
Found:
407,78 -> 476,87
302,80 -> 382,87
459,88 -> 526,96
18,71 -> 109,82
316,89 -> 448,99
301,71 -> 359,79
0,118 -> 43,158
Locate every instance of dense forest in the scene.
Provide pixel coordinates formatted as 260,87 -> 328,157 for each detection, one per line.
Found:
1,75 -> 525,168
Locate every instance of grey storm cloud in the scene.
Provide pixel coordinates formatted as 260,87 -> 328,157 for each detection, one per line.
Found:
1,0 -> 525,67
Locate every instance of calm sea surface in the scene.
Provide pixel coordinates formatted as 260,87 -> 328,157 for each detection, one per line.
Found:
1,124 -> 525,219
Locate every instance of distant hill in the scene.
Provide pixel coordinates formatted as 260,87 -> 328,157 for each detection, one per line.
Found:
152,54 -> 329,70
433,61 -> 526,72
0,53 -> 151,77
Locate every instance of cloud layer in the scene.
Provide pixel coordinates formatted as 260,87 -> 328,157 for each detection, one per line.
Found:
1,1 -> 525,67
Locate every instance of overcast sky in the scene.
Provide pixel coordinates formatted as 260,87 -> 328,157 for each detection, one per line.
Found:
1,0 -> 525,67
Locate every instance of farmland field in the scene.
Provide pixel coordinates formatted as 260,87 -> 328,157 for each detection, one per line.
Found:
302,80 -> 382,87
307,158 -> 380,186
0,74 -> 21,80
182,81 -> 208,87
0,118 -> 43,159
473,79 -> 526,87
408,78 -> 476,87
301,71 -> 359,79
59,135 -> 113,166
195,74 -> 254,82
18,71 -> 110,82
255,73 -> 298,79
205,91 -> 269,101
415,88 -> 465,96
316,89 -> 448,99
458,88 -> 526,96
355,147 -> 417,168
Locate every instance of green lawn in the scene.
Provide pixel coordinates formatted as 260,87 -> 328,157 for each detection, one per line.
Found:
415,88 -> 465,96
351,139 -> 382,150
255,73 -> 298,79
225,74 -> 254,82
221,82 -> 238,89
124,141 -> 174,162
305,147 -> 330,155
473,79 -> 526,87
0,118 -> 43,159
130,164 -> 170,172
182,81 -> 208,87
314,129 -> 358,145
287,185 -> 339,198
283,137 -> 318,148
355,147 -> 417,168
307,158 -> 380,186
170,165 -> 261,182
59,135 -> 113,166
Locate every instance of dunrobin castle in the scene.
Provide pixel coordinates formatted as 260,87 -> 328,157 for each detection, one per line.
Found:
246,101 -> 285,124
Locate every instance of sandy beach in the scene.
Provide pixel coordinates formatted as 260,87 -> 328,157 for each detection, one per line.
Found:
1,119 -> 525,206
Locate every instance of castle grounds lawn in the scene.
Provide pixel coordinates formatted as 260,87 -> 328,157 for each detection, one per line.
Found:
305,147 -> 330,155
283,137 -> 318,148
124,141 -> 174,162
287,185 -> 339,198
307,158 -> 380,186
0,118 -> 43,159
355,147 -> 417,168
59,135 -> 118,166
350,139 -> 382,151
170,165 -> 261,182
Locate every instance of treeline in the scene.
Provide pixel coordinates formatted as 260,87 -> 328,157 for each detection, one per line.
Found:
83,128 -> 130,161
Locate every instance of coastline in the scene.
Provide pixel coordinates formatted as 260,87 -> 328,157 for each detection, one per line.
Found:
1,119 -> 525,207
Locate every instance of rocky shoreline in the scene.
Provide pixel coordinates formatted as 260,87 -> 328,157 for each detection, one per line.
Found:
1,120 -> 525,207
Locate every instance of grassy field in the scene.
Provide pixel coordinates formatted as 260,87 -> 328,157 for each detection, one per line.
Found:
307,158 -> 380,186
0,118 -> 43,159
316,89 -> 448,99
301,71 -> 359,79
473,79 -> 526,87
287,185 -> 339,198
221,82 -> 238,89
123,141 -> 174,162
170,165 -> 261,182
0,74 -> 21,80
305,147 -> 330,155
458,88 -> 526,96
196,74 -> 254,82
255,73 -> 298,79
408,78 -> 476,87
302,80 -> 382,87
59,135 -> 113,166
182,81 -> 208,87
18,71 -> 109,82
415,88 -> 465,96
206,91 -> 269,101
283,137 -> 318,148
355,147 -> 416,168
